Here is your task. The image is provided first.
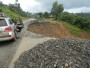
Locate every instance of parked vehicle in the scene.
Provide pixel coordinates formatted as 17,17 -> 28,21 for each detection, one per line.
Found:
0,13 -> 8,17
0,17 -> 18,41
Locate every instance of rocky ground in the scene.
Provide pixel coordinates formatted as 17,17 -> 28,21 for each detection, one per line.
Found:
14,38 -> 90,68
21,21 -> 45,38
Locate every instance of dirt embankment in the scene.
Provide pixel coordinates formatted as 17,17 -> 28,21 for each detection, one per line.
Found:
28,21 -> 90,39
77,31 -> 90,40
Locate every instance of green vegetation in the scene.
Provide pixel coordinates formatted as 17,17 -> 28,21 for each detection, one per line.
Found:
0,6 -> 20,18
76,12 -> 90,17
64,22 -> 81,35
0,1 -> 30,19
51,1 -> 64,20
49,1 -> 90,32
59,12 -> 76,24
36,1 -> 64,20
59,12 -> 90,31
43,12 -> 49,18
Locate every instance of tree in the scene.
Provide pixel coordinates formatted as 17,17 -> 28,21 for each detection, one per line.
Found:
16,0 -> 18,2
51,1 -> 64,20
0,1 -> 3,6
43,12 -> 49,18
37,12 -> 43,19
15,0 -> 18,4
60,12 -> 76,24
8,3 -> 29,17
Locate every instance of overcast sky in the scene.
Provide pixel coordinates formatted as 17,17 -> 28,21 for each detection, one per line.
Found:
0,0 -> 90,13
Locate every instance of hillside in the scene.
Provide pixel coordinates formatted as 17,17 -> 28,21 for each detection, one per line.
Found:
0,3 -> 29,19
28,20 -> 90,40
0,6 -> 19,18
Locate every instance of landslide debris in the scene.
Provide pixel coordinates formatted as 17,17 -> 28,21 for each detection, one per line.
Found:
15,38 -> 90,68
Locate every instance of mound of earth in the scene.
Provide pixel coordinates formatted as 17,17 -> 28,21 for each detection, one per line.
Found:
15,38 -> 90,68
28,22 -> 74,38
28,21 -> 90,39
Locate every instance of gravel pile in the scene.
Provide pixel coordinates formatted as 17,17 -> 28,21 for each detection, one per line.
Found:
14,38 -> 90,68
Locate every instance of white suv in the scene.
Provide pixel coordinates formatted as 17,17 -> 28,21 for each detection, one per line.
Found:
0,17 -> 18,41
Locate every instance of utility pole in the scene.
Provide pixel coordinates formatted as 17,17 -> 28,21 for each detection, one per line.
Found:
15,0 -> 20,7
15,0 -> 18,4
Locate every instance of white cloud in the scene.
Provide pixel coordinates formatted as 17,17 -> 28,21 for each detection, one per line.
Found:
18,0 -> 43,12
0,0 -> 90,13
64,7 -> 90,13
0,0 -> 15,4
0,0 -> 46,13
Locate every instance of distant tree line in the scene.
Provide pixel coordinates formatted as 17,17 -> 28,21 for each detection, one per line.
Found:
50,1 -> 90,31
59,12 -> 90,31
0,1 -> 31,17
35,12 -> 49,19
36,1 -> 90,31
76,12 -> 90,17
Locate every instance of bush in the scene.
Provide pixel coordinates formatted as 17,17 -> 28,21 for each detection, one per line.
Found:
60,12 -> 76,24
59,12 -> 90,31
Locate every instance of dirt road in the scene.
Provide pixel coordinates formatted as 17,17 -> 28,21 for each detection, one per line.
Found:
9,19 -> 55,68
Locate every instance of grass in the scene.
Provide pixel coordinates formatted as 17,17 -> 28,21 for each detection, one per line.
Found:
0,6 -> 27,19
63,22 -> 81,35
